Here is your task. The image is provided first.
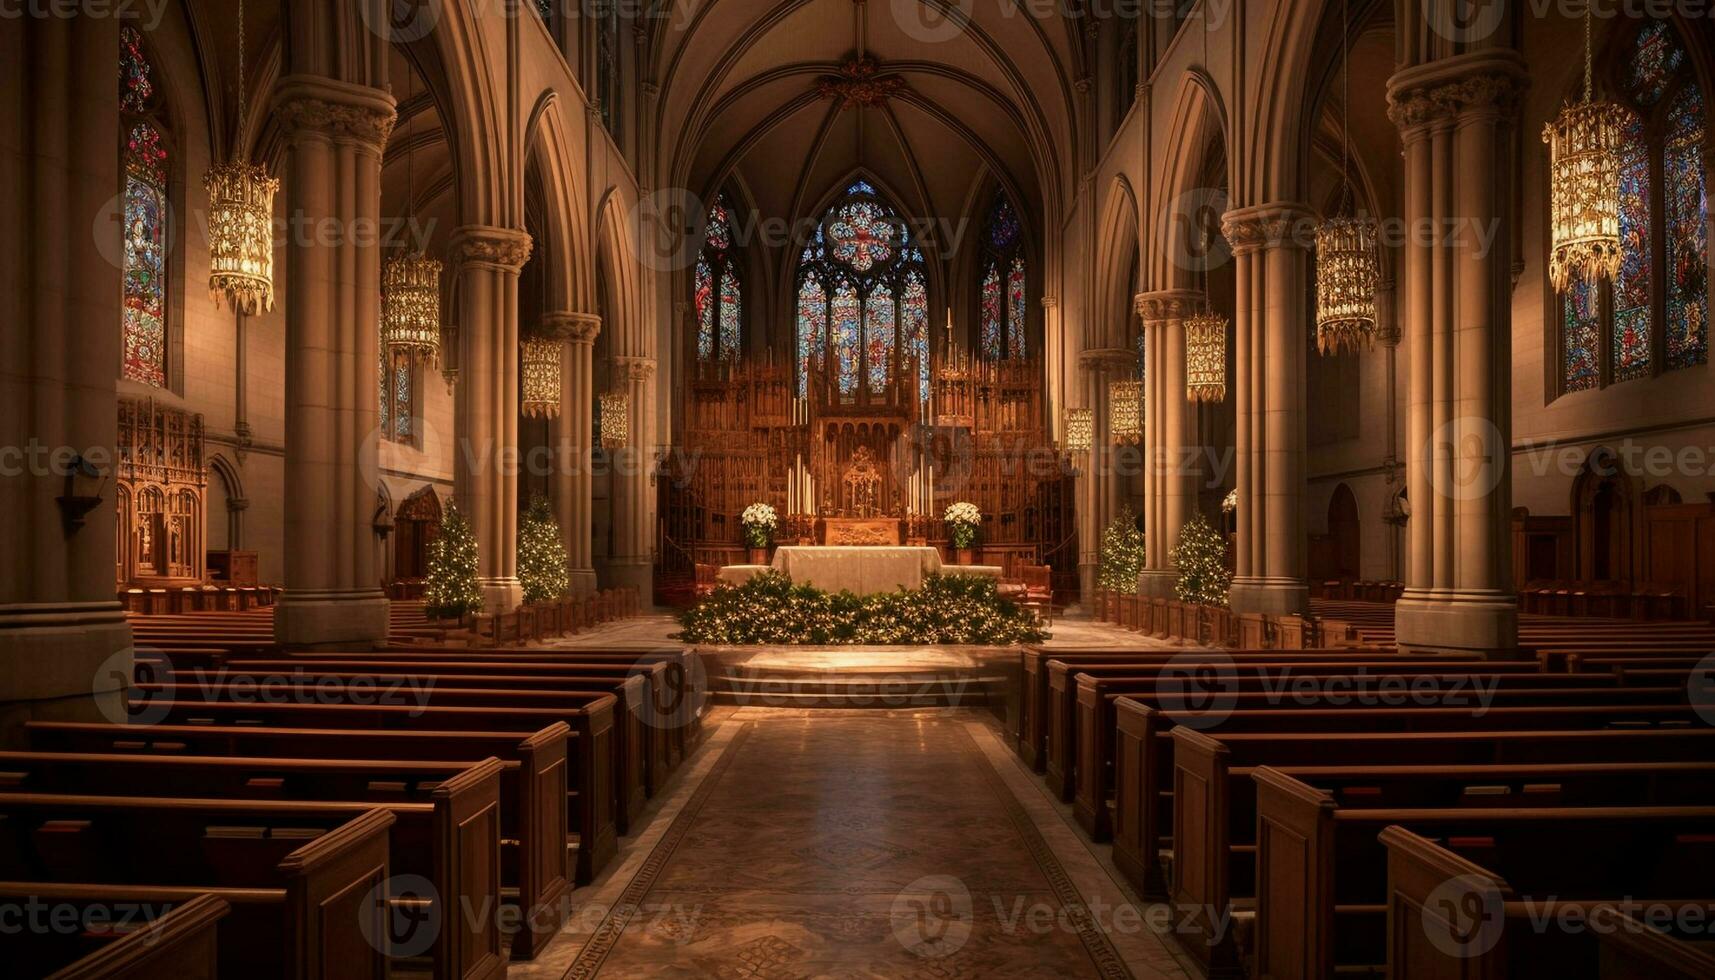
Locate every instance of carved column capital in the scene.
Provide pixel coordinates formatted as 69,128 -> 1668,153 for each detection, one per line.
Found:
1220,203 -> 1317,256
541,311 -> 602,345
615,355 -> 656,383
450,226 -> 534,273
1387,51 -> 1529,135
1135,289 -> 1206,323
271,75 -> 398,153
1040,295 -> 1059,310
1078,347 -> 1138,373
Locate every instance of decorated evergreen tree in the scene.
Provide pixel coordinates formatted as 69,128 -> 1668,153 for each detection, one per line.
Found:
1097,507 -> 1145,593
518,493 -> 571,604
1171,512 -> 1232,607
424,501 -> 485,620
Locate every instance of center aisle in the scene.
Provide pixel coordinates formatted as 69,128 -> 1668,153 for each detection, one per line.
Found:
542,712 -> 1177,979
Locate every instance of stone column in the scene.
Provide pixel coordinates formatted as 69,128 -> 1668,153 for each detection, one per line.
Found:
544,311 -> 601,597
450,226 -> 534,614
1136,289 -> 1203,597
0,13 -> 133,734
270,76 -> 397,647
1221,203 -> 1316,616
1077,347 -> 1138,597
1387,53 -> 1525,656
607,355 -> 655,598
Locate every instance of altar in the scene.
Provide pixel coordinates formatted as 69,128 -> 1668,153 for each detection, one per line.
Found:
717,546 -> 1002,595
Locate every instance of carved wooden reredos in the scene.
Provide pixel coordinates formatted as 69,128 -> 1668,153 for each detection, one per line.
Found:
116,397 -> 206,587
657,349 -> 1077,584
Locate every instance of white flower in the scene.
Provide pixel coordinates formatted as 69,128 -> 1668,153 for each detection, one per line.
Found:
741,502 -> 778,530
943,501 -> 981,527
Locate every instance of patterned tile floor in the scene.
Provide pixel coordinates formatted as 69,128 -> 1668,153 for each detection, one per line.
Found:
514,708 -> 1190,979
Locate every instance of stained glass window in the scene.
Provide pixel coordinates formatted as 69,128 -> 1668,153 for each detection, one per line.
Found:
380,351 -> 415,442
980,192 -> 1028,359
120,27 -> 168,388
794,180 -> 928,401
902,270 -> 930,399
1559,21 -> 1708,394
693,195 -> 741,361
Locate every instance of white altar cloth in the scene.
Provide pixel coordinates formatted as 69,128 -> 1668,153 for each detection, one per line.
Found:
771,546 -> 943,595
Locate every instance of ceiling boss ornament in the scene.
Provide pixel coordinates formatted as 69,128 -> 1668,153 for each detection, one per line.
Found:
204,0 -> 278,315
816,57 -> 909,109
1543,7 -> 1630,293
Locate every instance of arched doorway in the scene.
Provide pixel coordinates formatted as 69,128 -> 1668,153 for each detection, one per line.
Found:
393,487 -> 443,586
1573,449 -> 1641,583
1327,484 -> 1361,581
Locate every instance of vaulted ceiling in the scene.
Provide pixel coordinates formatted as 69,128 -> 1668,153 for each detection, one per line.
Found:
648,0 -> 1087,274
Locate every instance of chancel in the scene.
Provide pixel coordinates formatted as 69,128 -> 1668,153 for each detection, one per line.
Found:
3,1 -> 1715,978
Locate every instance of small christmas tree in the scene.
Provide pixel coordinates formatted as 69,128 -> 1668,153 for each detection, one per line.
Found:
1097,507 -> 1145,593
1171,512 -> 1232,607
518,493 -> 571,604
424,501 -> 485,620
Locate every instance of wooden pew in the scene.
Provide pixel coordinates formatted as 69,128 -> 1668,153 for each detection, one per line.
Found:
25,721 -> 583,947
114,698 -> 617,889
1109,700 -> 1715,901
1168,741 -> 1715,976
1066,666 -> 1656,836
141,666 -> 658,835
0,808 -> 395,979
0,889 -> 228,980
1252,769 -> 1715,980
1381,828 -> 1715,980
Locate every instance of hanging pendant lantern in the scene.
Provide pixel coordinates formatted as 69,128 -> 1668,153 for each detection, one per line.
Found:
1063,408 -> 1093,452
205,162 -> 279,314
1184,308 -> 1228,402
521,337 -> 562,419
1315,212 -> 1380,354
599,391 -> 630,449
1108,380 -> 1144,445
382,251 -> 443,366
203,0 -> 277,314
1544,9 -> 1630,293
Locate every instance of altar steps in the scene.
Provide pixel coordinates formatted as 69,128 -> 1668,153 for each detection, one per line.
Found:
707,666 -> 1006,709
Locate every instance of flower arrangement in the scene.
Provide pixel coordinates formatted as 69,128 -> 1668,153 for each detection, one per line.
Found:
740,502 -> 779,549
676,571 -> 1047,646
943,501 -> 982,550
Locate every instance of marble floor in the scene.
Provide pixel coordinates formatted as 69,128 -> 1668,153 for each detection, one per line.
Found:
511,706 -> 1191,980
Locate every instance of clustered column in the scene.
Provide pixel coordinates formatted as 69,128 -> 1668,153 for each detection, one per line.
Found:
544,311 -> 601,597
1076,347 -> 1138,596
1136,289 -> 1202,597
271,76 -> 397,647
608,355 -> 656,597
0,13 -> 133,719
1221,204 -> 1315,616
1387,52 -> 1525,656
451,226 -> 534,614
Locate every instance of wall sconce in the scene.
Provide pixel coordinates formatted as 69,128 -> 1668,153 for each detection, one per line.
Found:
56,454 -> 108,535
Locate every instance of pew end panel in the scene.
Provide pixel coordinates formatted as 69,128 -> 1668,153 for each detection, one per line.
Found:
1593,905 -> 1715,980
1250,766 -> 1338,980
1111,698 -> 1166,898
511,723 -> 571,960
1379,824 -> 1515,980
40,892 -> 229,980
276,807 -> 396,980
429,759 -> 507,980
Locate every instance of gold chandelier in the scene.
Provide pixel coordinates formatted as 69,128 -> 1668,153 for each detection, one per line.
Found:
1315,212 -> 1380,354
521,337 -> 562,419
1063,408 -> 1092,452
1108,380 -> 1143,445
1184,308 -> 1228,402
599,391 -> 630,449
1544,9 -> 1629,293
382,251 -> 443,366
204,0 -> 277,315
1314,0 -> 1378,355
